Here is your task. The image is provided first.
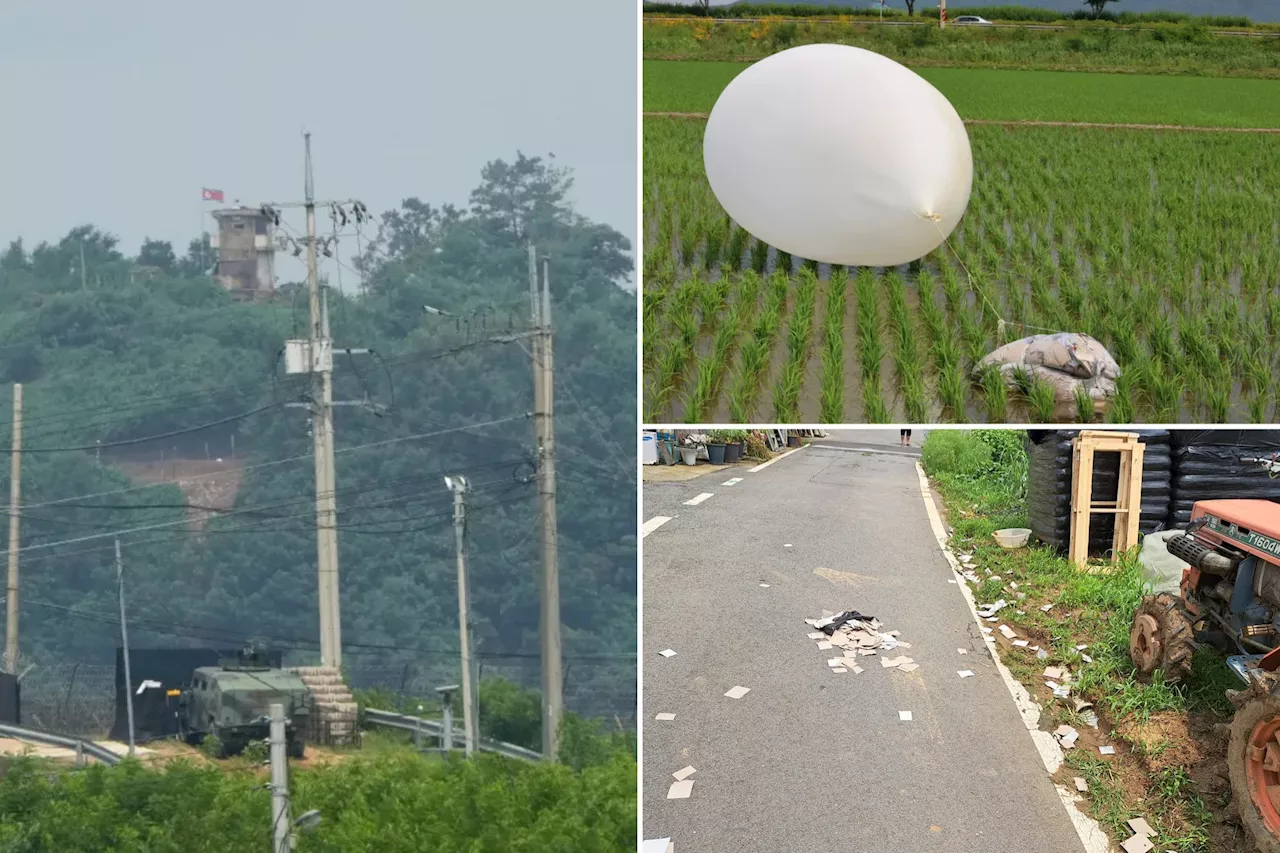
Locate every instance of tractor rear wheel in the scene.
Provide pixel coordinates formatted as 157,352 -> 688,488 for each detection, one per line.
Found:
1228,693 -> 1280,853
1129,593 -> 1195,683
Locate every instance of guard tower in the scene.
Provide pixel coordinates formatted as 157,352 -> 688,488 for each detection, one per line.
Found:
210,207 -> 276,301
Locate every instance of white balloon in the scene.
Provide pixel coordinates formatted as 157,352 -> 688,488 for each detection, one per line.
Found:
703,44 -> 973,268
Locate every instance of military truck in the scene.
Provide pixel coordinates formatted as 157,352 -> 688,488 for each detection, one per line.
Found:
174,645 -> 312,758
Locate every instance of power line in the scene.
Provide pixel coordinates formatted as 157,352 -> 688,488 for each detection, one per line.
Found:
21,413 -> 529,510
15,415 -> 531,552
16,402 -> 282,454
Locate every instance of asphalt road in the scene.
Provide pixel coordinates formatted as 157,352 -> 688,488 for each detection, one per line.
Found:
641,440 -> 1084,853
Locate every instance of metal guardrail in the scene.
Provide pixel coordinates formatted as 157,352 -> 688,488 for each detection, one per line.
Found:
0,722 -> 122,766
363,708 -> 541,763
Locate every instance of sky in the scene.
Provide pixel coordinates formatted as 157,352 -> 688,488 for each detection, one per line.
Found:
0,1 -> 637,281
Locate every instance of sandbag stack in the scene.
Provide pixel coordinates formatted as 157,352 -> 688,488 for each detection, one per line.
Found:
1026,430 -> 1172,553
1169,430 -> 1280,526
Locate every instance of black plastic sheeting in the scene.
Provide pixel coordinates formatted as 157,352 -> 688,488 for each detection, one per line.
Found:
0,672 -> 17,725
1026,430 -> 1173,552
109,647 -> 283,743
1169,431 -> 1280,526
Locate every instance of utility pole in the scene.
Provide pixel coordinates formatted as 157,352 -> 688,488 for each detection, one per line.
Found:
115,538 -> 136,758
446,475 -> 478,757
3,383 -> 20,675
528,245 -> 562,761
79,242 -> 87,291
273,134 -> 376,670
269,702 -> 293,853
940,0 -> 947,27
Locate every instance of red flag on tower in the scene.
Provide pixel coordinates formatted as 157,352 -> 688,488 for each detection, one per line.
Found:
201,188 -> 224,202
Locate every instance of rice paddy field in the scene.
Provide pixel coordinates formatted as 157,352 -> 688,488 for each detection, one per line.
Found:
642,66 -> 1280,424
643,17 -> 1280,78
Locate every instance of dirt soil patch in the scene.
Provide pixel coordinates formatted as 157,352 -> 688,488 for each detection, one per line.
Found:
110,455 -> 245,531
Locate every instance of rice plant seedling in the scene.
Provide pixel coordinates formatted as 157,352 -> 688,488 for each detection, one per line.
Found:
979,365 -> 1009,423
861,376 -> 891,424
819,268 -> 848,423
643,114 -> 1280,423
1027,377 -> 1058,423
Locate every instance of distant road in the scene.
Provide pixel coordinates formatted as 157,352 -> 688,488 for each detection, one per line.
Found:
644,15 -> 1280,38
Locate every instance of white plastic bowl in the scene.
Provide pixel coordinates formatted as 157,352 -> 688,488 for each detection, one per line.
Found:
993,528 -> 1032,549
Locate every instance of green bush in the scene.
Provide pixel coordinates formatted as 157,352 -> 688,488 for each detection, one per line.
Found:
921,431 -> 994,480
0,748 -> 636,852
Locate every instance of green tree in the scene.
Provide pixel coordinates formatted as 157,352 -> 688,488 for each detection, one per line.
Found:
136,238 -> 177,272
1084,0 -> 1118,17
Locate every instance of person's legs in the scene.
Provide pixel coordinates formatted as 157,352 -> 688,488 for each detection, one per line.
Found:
905,429 -> 912,446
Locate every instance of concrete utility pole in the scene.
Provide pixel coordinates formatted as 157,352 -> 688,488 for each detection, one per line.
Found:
446,476 -> 478,756
269,703 -> 292,853
940,0 -> 947,27
115,538 -> 136,758
3,383 -> 20,675
528,245 -> 562,761
304,134 -> 341,670
271,134 -> 375,670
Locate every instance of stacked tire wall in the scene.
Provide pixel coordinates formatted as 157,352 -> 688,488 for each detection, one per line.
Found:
1169,430 -> 1280,526
1026,430 -> 1172,553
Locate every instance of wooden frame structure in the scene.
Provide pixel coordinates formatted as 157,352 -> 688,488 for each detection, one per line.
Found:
1069,431 -> 1145,570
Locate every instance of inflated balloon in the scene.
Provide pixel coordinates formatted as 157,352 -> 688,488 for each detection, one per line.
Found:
703,44 -> 973,268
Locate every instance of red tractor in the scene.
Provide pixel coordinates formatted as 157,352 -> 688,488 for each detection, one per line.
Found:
1132,498 -> 1280,851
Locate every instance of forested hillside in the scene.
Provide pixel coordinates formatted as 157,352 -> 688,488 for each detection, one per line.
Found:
0,153 -> 636,721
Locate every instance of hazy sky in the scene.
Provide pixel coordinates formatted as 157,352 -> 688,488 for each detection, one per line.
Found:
0,1 -> 637,277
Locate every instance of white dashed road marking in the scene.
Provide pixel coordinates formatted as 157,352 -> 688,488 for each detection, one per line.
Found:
722,477 -> 743,486
642,516 -> 673,538
683,493 -> 714,506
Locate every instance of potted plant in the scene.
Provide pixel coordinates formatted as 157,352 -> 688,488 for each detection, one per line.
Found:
713,429 -> 745,463
705,430 -> 727,465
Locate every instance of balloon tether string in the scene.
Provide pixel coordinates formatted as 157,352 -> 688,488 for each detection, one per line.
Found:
917,211 -> 1063,341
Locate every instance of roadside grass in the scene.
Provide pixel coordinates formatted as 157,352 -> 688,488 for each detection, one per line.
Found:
923,430 -> 1236,852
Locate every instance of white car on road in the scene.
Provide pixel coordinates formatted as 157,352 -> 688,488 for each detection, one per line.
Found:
953,15 -> 993,24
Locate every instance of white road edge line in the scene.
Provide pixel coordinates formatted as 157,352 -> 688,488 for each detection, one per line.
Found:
683,493 -> 714,506
642,516 -> 673,538
914,462 -> 1108,853
747,443 -> 807,472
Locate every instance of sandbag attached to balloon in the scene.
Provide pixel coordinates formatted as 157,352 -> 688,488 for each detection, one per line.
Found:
703,44 -> 973,268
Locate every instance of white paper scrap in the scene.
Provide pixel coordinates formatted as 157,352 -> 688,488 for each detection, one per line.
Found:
760,583 -> 771,588
807,632 -> 824,639
659,649 -> 677,658
641,840 -> 671,853
724,685 -> 751,699
958,670 -> 975,678
1073,777 -> 1088,792
1013,640 -> 1030,648
136,679 -> 163,695
1120,834 -> 1154,853
957,648 -> 968,655
998,625 -> 1018,639
1040,603 -> 1054,612
667,780 -> 694,799
1099,745 -> 1116,755
899,711 -> 913,721
1127,818 -> 1155,838
672,766 -> 696,781
655,713 -> 676,721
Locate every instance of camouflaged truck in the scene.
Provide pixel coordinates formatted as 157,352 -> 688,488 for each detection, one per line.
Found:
176,645 -> 312,758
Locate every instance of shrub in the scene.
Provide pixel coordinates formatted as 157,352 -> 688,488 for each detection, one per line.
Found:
921,431 -> 994,480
